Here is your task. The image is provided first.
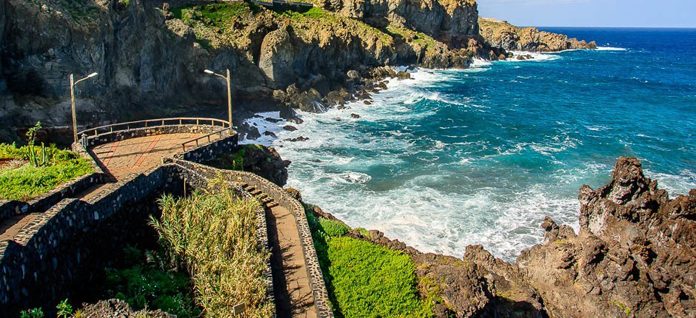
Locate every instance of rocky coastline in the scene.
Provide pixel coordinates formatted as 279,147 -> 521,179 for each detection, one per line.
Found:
0,0 -> 594,142
286,157 -> 695,317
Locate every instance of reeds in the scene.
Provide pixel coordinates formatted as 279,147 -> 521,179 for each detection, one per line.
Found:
152,181 -> 272,317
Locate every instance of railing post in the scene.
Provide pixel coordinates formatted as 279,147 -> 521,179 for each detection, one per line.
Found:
196,119 -> 199,126
179,119 -> 182,125
162,119 -> 165,127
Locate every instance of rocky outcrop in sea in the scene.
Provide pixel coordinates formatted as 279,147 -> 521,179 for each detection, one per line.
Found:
479,17 -> 597,52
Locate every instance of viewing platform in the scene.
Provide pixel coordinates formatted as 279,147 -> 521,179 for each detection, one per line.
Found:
0,117 -> 332,317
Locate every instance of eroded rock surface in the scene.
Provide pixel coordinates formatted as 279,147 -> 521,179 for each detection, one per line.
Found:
518,157 -> 696,317
479,17 -> 596,52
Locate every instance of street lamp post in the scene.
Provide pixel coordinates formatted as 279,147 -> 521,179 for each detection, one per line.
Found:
204,68 -> 233,128
70,72 -> 98,143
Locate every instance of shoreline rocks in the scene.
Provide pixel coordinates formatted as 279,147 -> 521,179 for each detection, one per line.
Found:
299,157 -> 696,317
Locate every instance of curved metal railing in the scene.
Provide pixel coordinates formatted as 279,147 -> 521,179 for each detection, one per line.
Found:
181,128 -> 233,152
78,117 -> 230,139
78,117 -> 233,151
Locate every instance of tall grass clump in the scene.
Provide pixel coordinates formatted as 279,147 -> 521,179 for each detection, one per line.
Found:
151,181 -> 272,317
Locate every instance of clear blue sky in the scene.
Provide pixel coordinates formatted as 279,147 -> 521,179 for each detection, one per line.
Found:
477,0 -> 696,28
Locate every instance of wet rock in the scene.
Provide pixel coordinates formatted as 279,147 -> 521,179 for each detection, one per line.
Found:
283,125 -> 297,131
285,136 -> 309,142
350,113 -> 360,118
396,71 -> 411,79
287,117 -> 304,125
263,131 -> 277,138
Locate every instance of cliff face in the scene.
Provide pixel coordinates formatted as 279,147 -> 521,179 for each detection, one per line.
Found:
324,0 -> 480,48
479,17 -> 596,52
0,0 -> 480,137
0,0 -> 595,139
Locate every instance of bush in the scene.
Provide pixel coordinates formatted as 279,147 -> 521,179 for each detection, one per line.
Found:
306,207 -> 433,317
152,181 -> 272,317
0,143 -> 93,201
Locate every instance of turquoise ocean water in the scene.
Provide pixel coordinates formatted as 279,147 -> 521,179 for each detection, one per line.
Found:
264,28 -> 696,261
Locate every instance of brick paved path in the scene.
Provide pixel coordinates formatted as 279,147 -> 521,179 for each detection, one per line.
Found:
92,133 -> 212,179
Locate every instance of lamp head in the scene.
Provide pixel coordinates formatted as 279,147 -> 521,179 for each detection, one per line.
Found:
87,72 -> 98,78
204,69 -> 215,75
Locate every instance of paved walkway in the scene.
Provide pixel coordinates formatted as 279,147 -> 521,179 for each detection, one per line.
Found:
242,183 -> 318,318
92,133 -> 213,179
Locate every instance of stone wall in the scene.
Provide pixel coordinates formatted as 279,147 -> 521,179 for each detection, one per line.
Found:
0,164 -> 175,315
168,158 -> 334,317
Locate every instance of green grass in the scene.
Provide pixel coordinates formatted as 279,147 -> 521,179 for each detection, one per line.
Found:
152,181 -> 272,317
0,143 -> 93,201
172,2 -> 254,28
306,207 -> 433,317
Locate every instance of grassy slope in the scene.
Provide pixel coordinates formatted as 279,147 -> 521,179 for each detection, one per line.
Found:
0,143 -> 93,201
306,207 -> 434,317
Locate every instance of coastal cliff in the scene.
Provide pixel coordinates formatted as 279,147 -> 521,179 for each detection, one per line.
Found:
479,17 -> 597,52
0,0 -> 593,140
303,157 -> 696,317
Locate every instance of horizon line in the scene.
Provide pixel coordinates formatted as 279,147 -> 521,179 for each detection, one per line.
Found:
523,25 -> 696,29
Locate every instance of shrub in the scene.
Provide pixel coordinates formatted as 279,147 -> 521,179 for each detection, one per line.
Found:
152,181 -> 272,317
104,263 -> 199,317
56,299 -> 73,318
19,308 -> 44,318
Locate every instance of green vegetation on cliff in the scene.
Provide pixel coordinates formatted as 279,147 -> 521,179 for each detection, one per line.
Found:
306,207 -> 433,317
152,183 -> 272,317
102,246 -> 200,317
0,143 -> 92,201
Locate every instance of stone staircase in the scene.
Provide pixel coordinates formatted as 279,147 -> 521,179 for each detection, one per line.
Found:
242,183 -> 280,209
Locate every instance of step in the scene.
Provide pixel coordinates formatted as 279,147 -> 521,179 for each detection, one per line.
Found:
261,197 -> 273,203
266,202 -> 279,208
250,189 -> 262,196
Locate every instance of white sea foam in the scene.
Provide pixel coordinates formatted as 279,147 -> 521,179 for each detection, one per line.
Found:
471,58 -> 492,69
596,46 -> 627,51
261,64 -> 692,262
506,51 -> 561,62
240,111 -> 284,146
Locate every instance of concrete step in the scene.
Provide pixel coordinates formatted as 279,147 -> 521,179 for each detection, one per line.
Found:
266,202 -> 279,208
250,189 -> 262,196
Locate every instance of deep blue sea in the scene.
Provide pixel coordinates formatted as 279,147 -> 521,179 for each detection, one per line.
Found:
253,28 -> 696,261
